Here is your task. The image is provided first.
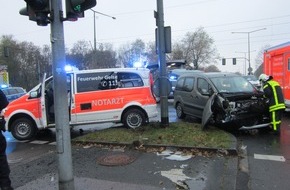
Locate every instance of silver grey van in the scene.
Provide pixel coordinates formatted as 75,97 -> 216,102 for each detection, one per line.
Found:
173,72 -> 270,130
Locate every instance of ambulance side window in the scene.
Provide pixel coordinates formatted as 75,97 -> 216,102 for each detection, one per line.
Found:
66,75 -> 71,92
118,72 -> 143,88
76,72 -> 118,93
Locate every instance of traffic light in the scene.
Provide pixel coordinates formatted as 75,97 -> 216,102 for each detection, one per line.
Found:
65,0 -> 97,21
222,58 -> 226,65
233,58 -> 236,65
19,0 -> 50,26
3,47 -> 9,57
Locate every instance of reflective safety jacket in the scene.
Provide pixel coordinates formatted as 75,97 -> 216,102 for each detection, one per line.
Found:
263,80 -> 286,112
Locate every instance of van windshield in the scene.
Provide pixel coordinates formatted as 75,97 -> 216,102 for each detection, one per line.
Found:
211,76 -> 255,93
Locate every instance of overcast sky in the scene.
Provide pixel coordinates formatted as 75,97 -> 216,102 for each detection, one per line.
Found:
2,0 -> 290,74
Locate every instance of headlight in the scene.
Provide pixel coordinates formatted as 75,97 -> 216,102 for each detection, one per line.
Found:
222,100 -> 230,109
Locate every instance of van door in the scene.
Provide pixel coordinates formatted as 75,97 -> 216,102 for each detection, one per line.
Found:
66,74 -> 72,123
39,73 -> 48,127
193,77 -> 212,117
181,77 -> 196,115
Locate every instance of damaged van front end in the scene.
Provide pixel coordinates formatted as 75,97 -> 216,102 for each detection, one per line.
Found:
202,92 -> 270,130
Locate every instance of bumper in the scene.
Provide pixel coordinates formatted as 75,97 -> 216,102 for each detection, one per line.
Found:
144,104 -> 158,120
239,123 -> 270,130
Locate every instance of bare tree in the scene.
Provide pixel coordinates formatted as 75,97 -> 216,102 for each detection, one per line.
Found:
67,40 -> 92,69
145,41 -> 158,66
0,36 -> 44,90
170,42 -> 184,60
95,43 -> 117,68
41,45 -> 52,78
204,65 -> 220,72
117,39 -> 146,68
67,40 -> 117,69
17,41 -> 44,90
172,27 -> 219,70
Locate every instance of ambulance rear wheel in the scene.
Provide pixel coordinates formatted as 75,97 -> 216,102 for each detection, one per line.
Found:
123,108 -> 146,129
11,118 -> 37,141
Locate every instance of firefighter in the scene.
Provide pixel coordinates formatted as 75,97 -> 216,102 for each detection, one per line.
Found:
0,89 -> 13,190
259,74 -> 286,135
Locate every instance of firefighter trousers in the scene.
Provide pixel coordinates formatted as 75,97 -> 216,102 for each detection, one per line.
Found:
270,109 -> 284,132
0,132 -> 12,189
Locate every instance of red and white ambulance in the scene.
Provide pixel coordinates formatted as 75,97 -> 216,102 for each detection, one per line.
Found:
3,68 -> 158,140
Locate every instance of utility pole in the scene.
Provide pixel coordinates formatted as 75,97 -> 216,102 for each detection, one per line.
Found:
235,51 -> 256,75
232,28 -> 266,75
90,9 -> 116,67
50,0 -> 74,189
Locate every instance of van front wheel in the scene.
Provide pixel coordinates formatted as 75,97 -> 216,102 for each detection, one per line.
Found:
122,109 -> 146,129
11,118 -> 37,141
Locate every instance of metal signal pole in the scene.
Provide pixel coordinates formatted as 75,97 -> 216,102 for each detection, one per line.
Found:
50,0 -> 74,189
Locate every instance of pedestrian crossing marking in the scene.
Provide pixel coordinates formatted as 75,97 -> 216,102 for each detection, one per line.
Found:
254,154 -> 285,162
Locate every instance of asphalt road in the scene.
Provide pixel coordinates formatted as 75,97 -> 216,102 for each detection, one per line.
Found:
4,102 -> 290,190
235,113 -> 290,190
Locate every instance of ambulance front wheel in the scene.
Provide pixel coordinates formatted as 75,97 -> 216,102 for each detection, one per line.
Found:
122,108 -> 146,129
11,118 -> 37,141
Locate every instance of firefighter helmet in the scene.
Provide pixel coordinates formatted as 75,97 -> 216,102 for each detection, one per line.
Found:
259,74 -> 269,82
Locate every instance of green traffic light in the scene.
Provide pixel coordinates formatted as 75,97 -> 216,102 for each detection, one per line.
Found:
73,5 -> 81,12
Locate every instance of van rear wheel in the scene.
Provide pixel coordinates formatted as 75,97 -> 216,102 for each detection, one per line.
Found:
11,118 -> 37,141
122,109 -> 146,129
176,103 -> 186,119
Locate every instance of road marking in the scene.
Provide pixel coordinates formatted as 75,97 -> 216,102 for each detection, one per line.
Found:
239,145 -> 249,172
161,169 -> 192,189
29,140 -> 50,144
48,142 -> 57,145
254,154 -> 285,162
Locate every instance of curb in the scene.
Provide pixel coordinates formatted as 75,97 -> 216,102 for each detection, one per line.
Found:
72,136 -> 238,156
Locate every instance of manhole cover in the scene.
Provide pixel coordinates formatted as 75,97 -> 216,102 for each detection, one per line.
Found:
97,153 -> 136,166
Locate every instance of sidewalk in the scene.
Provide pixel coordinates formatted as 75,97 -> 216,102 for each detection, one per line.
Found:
15,175 -> 163,190
12,132 -> 238,190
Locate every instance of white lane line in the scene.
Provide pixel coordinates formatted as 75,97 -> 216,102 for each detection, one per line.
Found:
48,142 -> 57,145
29,140 -> 49,144
254,154 -> 285,162
239,145 -> 249,172
8,140 -> 30,143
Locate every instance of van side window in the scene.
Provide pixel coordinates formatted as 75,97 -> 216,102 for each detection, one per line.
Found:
197,78 -> 210,94
175,77 -> 185,91
118,72 -> 143,88
76,72 -> 118,92
183,77 -> 194,92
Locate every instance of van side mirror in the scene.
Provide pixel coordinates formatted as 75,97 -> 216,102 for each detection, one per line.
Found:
201,91 -> 210,96
30,91 -> 38,98
208,88 -> 214,96
201,87 -> 213,96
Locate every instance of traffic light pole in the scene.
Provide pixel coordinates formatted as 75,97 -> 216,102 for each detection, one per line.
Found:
19,0 -> 96,188
50,0 -> 74,189
156,0 -> 169,127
